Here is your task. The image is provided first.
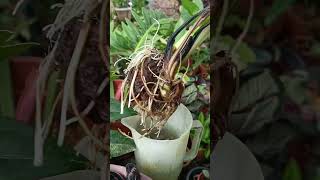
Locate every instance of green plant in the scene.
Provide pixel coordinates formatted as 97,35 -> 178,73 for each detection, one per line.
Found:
0,1 -> 35,41
191,47 -> 209,68
0,30 -> 38,60
282,158 -> 302,180
113,0 -> 129,8
0,117 -> 87,180
215,35 -> 256,71
198,112 -> 210,159
131,0 -> 147,13
110,98 -> 136,158
172,0 -> 210,70
174,0 -> 204,43
111,8 -> 175,57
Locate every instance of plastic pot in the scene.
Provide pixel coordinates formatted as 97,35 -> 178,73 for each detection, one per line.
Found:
121,104 -> 203,180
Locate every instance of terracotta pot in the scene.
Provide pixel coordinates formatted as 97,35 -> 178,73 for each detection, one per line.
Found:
113,79 -> 123,101
10,56 -> 42,123
110,164 -> 151,180
114,7 -> 131,21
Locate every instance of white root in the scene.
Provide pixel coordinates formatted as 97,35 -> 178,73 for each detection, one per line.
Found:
117,18 -> 177,137
58,17 -> 91,147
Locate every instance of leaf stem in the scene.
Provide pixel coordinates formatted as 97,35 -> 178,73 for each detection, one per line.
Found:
231,0 -> 254,56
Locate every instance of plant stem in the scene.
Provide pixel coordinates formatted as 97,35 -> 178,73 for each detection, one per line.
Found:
58,19 -> 91,147
231,0 -> 254,56
12,0 -> 25,15
99,0 -> 108,68
211,0 -> 229,53
167,12 -> 209,79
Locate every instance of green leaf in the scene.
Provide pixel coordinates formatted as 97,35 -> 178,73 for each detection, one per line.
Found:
217,35 -> 256,71
283,158 -> 302,180
111,8 -> 174,57
142,8 -> 152,28
110,130 -> 135,158
110,81 -> 115,98
246,122 -> 297,159
193,0 -> 204,10
125,19 -> 140,39
121,21 -> 137,43
198,112 -> 205,123
182,84 -> 198,104
265,0 -> 296,25
132,10 -> 146,31
0,117 -> 86,180
0,30 -> 14,44
280,70 -> 308,105
222,36 -> 256,63
0,117 -> 33,159
0,42 -> 39,60
231,71 -> 281,135
0,60 -> 15,119
110,98 -> 136,122
181,0 -> 199,15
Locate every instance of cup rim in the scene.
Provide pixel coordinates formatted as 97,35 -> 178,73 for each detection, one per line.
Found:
121,103 -> 193,142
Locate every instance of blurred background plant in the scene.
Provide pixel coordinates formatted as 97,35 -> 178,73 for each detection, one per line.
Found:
113,0 -> 129,8
0,0 -> 60,53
